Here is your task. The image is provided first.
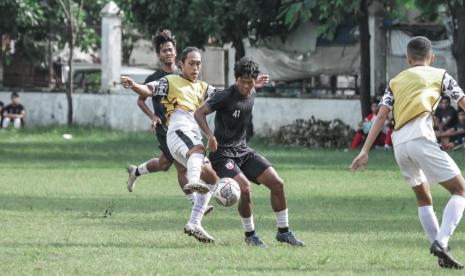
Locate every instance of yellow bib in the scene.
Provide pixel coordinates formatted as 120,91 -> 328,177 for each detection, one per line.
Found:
161,75 -> 209,123
389,66 -> 445,130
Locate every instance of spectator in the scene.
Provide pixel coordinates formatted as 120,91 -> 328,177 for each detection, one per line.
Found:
435,96 -> 457,131
2,92 -> 26,129
351,100 -> 390,149
437,109 -> 465,150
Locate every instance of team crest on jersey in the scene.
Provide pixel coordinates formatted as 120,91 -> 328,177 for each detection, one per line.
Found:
225,161 -> 234,170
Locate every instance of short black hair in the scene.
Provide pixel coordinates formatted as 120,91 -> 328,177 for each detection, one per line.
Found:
153,29 -> 176,54
234,57 -> 260,79
0,101 -> 4,107
407,36 -> 432,61
11,92 -> 19,98
180,47 -> 200,63
371,98 -> 380,105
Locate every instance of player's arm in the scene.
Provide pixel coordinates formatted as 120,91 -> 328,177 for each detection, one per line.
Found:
194,103 -> 217,152
121,76 -> 154,97
351,86 -> 393,172
444,72 -> 465,111
136,95 -> 161,129
351,106 -> 390,172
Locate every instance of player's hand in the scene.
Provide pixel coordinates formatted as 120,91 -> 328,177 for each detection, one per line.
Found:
255,74 -> 270,89
350,152 -> 368,173
121,76 -> 134,89
207,136 -> 218,152
150,116 -> 162,132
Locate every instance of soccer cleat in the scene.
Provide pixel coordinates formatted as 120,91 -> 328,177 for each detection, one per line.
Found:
127,164 -> 138,192
204,205 -> 214,216
184,222 -> 214,243
183,182 -> 209,194
276,231 -> 305,246
430,240 -> 464,270
244,233 -> 267,248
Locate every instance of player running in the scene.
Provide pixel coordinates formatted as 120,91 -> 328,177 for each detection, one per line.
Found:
351,36 -> 465,269
125,30 -> 213,215
121,47 -> 218,243
194,57 -> 304,248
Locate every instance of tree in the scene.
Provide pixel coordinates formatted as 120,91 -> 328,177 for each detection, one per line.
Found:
57,0 -> 86,126
130,0 -> 291,61
281,0 -> 373,117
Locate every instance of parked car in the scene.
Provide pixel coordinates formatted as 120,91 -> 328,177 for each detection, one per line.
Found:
62,63 -> 154,93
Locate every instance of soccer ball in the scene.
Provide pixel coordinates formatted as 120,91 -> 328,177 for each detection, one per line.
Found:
213,178 -> 241,207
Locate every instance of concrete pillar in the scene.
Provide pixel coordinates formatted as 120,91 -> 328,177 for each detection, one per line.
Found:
369,1 -> 387,96
100,1 -> 122,93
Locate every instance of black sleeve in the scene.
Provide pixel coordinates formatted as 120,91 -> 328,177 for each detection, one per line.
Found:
143,72 -> 157,84
206,88 -> 229,111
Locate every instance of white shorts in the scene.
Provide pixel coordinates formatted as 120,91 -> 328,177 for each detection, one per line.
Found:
394,138 -> 461,187
167,125 -> 203,167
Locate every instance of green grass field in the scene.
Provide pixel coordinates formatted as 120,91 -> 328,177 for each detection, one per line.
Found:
1,127 -> 465,275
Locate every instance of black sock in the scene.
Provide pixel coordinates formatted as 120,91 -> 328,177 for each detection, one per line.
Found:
245,230 -> 255,237
135,167 -> 141,177
278,227 -> 289,233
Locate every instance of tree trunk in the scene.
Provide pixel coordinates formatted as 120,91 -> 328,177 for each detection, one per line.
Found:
233,39 -> 245,61
66,20 -> 74,126
451,3 -> 465,89
48,39 -> 54,88
359,0 -> 371,118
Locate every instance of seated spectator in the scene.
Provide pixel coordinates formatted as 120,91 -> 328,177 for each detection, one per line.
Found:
2,92 -> 26,129
437,109 -> 465,150
435,96 -> 457,131
351,99 -> 391,149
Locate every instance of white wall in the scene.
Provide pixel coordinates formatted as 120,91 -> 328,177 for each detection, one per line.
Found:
0,91 -> 362,135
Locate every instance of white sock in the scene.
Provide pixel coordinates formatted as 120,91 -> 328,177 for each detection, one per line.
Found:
186,193 -> 196,205
187,153 -> 204,183
2,117 -> 10,128
241,216 -> 255,232
418,205 -> 439,244
137,162 -> 149,175
188,192 -> 212,225
275,209 -> 289,229
436,195 -> 465,248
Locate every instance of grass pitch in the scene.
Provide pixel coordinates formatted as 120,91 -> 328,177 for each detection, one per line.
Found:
1,127 -> 464,275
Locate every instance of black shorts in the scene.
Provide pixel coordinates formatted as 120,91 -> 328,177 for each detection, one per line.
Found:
155,132 -> 175,162
209,146 -> 272,184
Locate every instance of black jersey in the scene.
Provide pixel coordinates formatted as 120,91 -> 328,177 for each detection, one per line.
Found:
207,85 -> 255,148
143,67 -> 181,135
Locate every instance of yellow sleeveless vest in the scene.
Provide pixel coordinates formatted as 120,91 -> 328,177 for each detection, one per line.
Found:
389,66 -> 445,130
161,75 -> 209,123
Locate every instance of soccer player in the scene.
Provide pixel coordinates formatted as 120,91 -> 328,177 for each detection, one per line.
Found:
125,30 -> 213,215
121,47 -> 218,243
194,57 -> 304,248
351,36 -> 465,269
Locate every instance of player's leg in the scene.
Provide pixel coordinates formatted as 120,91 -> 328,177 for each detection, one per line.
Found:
239,151 -> 303,246
127,151 -> 172,192
395,140 -> 440,245
210,155 -> 266,247
410,139 -> 464,269
167,129 -> 214,242
431,175 -> 465,269
127,132 -> 174,192
253,166 -> 304,246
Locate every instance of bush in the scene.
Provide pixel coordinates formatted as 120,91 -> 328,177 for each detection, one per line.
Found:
271,117 -> 355,148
